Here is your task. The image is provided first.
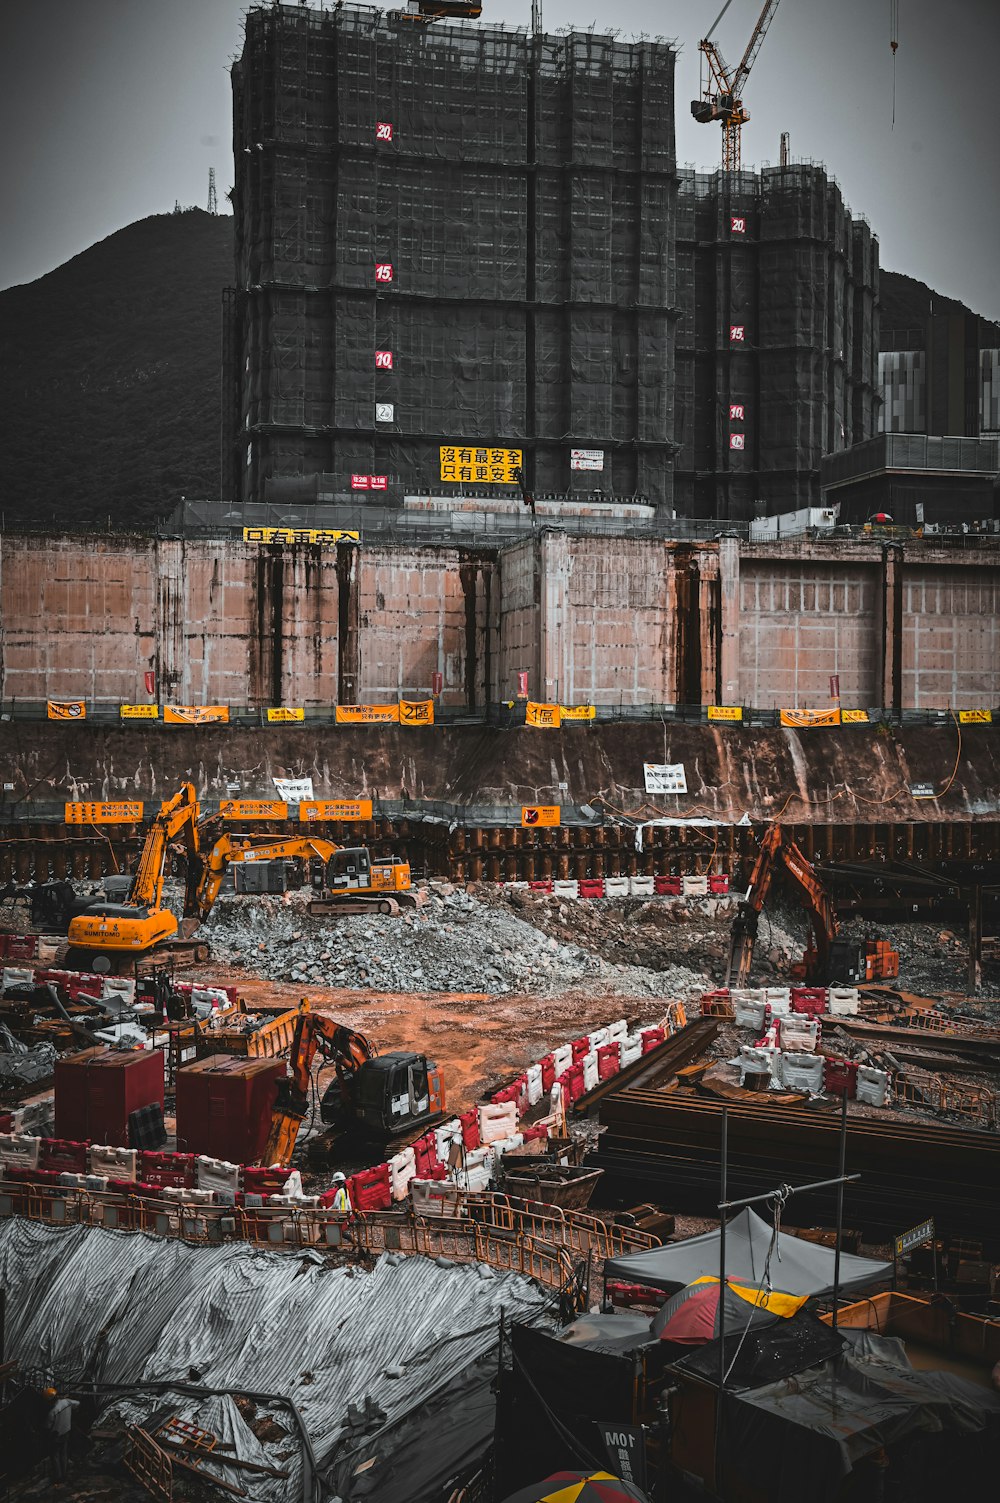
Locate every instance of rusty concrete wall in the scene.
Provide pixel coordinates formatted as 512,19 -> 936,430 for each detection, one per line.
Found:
902,564 -> 1000,709
737,558 -> 883,708
495,539 -> 540,700
562,537 -> 674,705
355,547 -> 481,706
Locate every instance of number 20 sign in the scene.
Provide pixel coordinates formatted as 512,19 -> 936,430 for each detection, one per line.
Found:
376,122 -> 393,141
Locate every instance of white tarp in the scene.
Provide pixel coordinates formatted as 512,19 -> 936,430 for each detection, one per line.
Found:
272,776 -> 314,802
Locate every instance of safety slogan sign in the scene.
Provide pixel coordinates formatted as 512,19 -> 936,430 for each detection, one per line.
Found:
335,705 -> 399,724
521,806 -> 561,827
164,706 -> 230,725
266,707 -> 305,722
525,702 -> 561,729
47,701 -> 86,720
65,801 -> 144,824
220,800 -> 289,820
439,445 -> 522,485
708,706 -> 743,722
299,800 -> 374,822
120,704 -> 159,719
779,708 -> 841,728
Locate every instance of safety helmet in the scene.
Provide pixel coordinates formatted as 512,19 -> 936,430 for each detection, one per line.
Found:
43,1387 -> 58,1400
331,1171 -> 346,1184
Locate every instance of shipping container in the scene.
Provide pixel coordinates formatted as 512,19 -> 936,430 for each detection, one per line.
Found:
54,1047 -> 164,1147
175,1054 -> 285,1165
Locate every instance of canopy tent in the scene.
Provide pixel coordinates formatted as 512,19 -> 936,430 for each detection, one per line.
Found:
605,1207 -> 892,1298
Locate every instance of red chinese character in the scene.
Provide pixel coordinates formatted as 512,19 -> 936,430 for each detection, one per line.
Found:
351,474 -> 370,489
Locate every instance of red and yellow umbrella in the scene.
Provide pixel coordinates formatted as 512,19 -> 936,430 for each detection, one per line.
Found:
651,1275 -> 807,1344
502,1471 -> 649,1503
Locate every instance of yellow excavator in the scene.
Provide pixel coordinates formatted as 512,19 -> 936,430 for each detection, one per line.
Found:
64,785 -> 421,971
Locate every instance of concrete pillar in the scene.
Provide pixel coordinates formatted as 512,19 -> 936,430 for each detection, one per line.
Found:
154,539 -> 185,702
718,535 -> 741,705
880,545 -> 903,715
540,532 -> 571,705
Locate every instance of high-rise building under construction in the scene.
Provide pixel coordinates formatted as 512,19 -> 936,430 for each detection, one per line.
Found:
226,3 -> 878,520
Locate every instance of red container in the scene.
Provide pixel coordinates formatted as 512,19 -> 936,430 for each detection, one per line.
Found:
571,1036 -> 590,1064
654,876 -> 682,896
539,1054 -> 556,1092
55,1047 -> 164,1147
348,1162 -> 392,1212
597,1042 -> 621,1080
823,1058 -> 858,1098
139,1151 -> 198,1189
579,879 -> 605,898
641,1027 -> 666,1054
459,1108 -> 481,1150
175,1055 -> 285,1165
40,1138 -> 89,1174
709,874 -> 731,895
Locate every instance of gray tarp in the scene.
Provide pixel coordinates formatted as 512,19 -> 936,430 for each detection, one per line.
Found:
604,1207 -> 892,1297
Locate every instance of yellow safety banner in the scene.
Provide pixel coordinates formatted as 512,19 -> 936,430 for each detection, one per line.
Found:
958,709 -> 993,724
243,527 -> 359,545
708,706 -> 743,722
525,701 -> 562,729
220,800 -> 289,820
47,700 -> 86,720
120,704 -> 159,720
779,708 -> 842,728
300,799 -> 374,822
335,704 -> 400,724
841,709 -> 870,723
560,705 -> 596,721
266,707 -> 305,723
399,699 -> 434,726
439,445 -> 522,485
164,705 -> 230,724
65,801 -> 143,825
521,806 -> 561,828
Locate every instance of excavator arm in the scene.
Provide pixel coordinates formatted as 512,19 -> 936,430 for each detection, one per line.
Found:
262,1007 -> 376,1166
726,822 -> 844,988
185,833 -> 340,926
725,822 -> 782,986
129,782 -> 200,912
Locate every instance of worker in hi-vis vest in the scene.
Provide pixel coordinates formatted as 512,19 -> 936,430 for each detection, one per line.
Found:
330,1171 -> 352,1213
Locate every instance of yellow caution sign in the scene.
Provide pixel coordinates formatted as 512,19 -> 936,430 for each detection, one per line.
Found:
335,705 -> 400,724
841,709 -> 870,723
521,806 -> 561,828
266,707 -> 305,723
299,799 -> 374,822
707,706 -> 743,722
525,701 -> 562,729
220,800 -> 289,820
120,704 -> 159,720
399,699 -> 434,726
243,527 -> 359,545
779,708 -> 841,728
47,700 -> 86,720
65,801 -> 144,825
560,705 -> 596,721
958,709 -> 993,724
439,445 -> 522,485
164,705 -> 230,724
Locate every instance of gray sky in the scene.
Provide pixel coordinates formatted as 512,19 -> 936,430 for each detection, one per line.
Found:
2,0 -> 997,319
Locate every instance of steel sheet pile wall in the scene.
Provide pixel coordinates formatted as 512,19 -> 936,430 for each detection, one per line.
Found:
674,166 -> 878,520
229,3 -> 677,510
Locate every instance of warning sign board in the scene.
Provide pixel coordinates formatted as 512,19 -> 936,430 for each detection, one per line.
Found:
243,527 -> 359,545
525,702 -> 562,729
220,800 -> 289,820
164,706 -> 230,725
120,704 -> 159,719
335,705 -> 399,724
958,709 -> 992,724
266,707 -> 305,722
779,708 -> 841,728
560,705 -> 596,721
521,806 -> 561,828
399,699 -> 434,726
47,701 -> 86,720
65,801 -> 144,825
643,763 -> 687,795
300,800 -> 374,822
707,706 -> 743,722
439,445 -> 522,485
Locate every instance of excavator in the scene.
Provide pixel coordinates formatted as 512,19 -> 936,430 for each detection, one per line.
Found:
726,822 -> 900,988
63,784 -> 421,971
262,1004 -> 447,1165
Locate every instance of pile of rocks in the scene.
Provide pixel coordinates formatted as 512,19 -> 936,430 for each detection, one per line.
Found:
200,884 -> 709,998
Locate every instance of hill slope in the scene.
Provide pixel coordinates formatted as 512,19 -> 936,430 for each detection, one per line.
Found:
0,210 -> 233,530
880,268 -> 1000,344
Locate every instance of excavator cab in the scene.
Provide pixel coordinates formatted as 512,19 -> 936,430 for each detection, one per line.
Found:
320,1051 -> 445,1136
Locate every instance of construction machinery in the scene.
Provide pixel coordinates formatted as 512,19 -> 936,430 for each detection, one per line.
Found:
691,0 -> 781,171
189,829 -> 421,918
726,823 -> 900,987
65,784 -> 208,972
262,1004 -> 447,1164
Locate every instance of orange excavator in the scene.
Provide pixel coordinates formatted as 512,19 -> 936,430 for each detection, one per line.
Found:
262,1005 -> 447,1164
726,823 -> 900,988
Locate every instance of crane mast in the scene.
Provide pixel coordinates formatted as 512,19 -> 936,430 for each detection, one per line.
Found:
691,0 -> 781,171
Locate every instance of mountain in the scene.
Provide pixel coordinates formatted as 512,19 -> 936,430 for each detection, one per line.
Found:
880,268 -> 1000,344
0,209 -> 233,531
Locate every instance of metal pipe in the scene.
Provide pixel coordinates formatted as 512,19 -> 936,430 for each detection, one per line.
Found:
719,1173 -> 859,1212
832,1088 -> 849,1329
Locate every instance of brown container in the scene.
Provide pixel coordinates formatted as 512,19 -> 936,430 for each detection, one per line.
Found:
54,1047 -> 165,1147
175,1054 -> 285,1165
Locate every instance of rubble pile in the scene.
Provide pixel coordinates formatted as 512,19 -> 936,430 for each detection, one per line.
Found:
200,885 -> 709,999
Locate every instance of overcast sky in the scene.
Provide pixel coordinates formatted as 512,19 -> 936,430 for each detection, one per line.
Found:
2,0 -> 997,319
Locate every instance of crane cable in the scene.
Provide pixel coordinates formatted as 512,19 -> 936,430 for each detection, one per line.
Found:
890,0 -> 899,128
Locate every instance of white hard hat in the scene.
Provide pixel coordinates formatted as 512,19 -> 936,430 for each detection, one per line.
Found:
331,1171 -> 346,1183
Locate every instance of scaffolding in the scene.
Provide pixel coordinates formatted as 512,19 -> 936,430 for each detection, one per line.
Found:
229,3 -> 678,510
674,164 -> 879,520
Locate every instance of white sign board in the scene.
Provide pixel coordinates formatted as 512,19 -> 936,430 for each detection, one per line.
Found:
643,763 -> 687,795
571,448 -> 605,471
375,403 -> 394,423
272,777 -> 315,802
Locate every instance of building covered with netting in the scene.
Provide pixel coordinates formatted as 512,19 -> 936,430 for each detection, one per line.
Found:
227,2 -> 678,512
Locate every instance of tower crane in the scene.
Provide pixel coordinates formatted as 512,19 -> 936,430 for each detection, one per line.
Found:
691,0 -> 781,172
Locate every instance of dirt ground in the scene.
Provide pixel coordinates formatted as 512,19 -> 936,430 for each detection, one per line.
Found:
188,963 -> 671,1112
